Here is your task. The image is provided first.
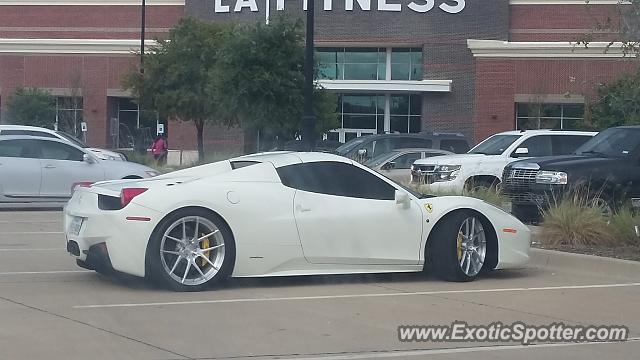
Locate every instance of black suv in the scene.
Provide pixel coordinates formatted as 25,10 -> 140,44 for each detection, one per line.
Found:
335,133 -> 471,162
503,126 -> 640,221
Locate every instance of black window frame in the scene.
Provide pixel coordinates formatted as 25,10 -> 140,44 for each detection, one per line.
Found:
277,161 -> 396,201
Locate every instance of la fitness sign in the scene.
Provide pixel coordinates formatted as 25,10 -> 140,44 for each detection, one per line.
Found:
213,0 -> 466,14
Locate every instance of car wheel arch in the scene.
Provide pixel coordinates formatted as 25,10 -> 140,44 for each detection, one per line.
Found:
423,208 -> 498,273
464,176 -> 501,191
144,205 -> 237,278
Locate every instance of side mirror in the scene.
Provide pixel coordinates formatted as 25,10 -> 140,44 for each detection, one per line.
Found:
83,154 -> 96,164
395,190 -> 410,209
513,147 -> 529,157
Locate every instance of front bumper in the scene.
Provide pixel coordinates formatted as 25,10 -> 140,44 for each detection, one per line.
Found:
503,184 -> 567,207
410,170 -> 465,194
64,189 -> 162,277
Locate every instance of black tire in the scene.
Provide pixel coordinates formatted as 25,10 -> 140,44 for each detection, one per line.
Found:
146,208 -> 235,292
430,210 -> 492,282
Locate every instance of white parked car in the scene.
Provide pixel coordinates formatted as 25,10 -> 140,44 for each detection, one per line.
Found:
411,130 -> 597,193
0,124 -> 127,161
0,136 -> 159,207
64,152 -> 531,291
364,148 -> 452,184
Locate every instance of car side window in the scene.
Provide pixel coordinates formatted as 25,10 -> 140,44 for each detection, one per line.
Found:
399,137 -> 433,149
39,141 -> 84,161
551,135 -> 592,155
0,139 -> 39,158
515,136 -> 552,157
439,139 -> 469,153
277,161 -> 396,200
392,152 -> 421,169
372,138 -> 393,157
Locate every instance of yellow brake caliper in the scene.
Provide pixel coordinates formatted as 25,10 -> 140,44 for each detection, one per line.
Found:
457,231 -> 463,261
199,236 -> 210,267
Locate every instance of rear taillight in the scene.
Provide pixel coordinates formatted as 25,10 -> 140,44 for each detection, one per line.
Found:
71,181 -> 94,194
120,188 -> 148,208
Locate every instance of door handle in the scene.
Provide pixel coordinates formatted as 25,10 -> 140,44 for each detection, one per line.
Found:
296,204 -> 312,213
44,164 -> 56,169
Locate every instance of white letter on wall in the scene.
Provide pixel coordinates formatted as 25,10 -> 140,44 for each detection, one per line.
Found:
377,0 -> 401,12
345,0 -> 371,11
215,0 -> 230,12
234,0 -> 258,12
407,0 -> 434,13
439,0 -> 465,14
277,0 -> 285,10
324,0 -> 333,10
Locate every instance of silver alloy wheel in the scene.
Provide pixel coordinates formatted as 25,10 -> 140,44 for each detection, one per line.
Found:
160,216 -> 226,286
457,216 -> 487,277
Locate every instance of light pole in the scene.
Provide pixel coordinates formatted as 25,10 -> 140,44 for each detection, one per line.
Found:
140,0 -> 146,73
301,0 -> 316,151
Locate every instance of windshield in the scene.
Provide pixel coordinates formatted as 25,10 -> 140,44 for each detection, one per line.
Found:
335,137 -> 369,155
364,151 -> 400,167
56,131 -> 87,148
574,128 -> 640,157
469,134 -> 521,155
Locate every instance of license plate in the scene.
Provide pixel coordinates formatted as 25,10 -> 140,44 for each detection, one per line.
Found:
68,217 -> 84,236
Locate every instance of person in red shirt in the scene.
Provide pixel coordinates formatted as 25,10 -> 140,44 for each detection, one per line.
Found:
151,135 -> 168,166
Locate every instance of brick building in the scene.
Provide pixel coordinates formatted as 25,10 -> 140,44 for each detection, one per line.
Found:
0,0 -> 637,153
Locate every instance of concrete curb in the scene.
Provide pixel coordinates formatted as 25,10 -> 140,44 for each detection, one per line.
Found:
529,248 -> 640,280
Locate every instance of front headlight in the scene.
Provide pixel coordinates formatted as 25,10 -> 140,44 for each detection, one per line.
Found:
434,165 -> 461,182
536,171 -> 567,185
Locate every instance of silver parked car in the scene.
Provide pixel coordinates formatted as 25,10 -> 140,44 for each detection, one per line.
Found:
0,136 -> 159,207
364,148 -> 452,185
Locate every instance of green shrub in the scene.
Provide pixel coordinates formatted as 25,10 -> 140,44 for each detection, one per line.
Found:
609,207 -> 640,245
540,193 -> 620,247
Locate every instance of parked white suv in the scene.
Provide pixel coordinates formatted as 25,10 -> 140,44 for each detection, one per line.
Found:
410,130 -> 597,193
0,125 -> 126,161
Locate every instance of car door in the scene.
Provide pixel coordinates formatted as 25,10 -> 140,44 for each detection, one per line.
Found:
0,139 -> 42,198
383,151 -> 422,184
278,161 -> 424,265
38,140 -> 105,198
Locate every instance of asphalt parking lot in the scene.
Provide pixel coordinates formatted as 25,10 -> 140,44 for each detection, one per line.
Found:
0,210 -> 639,360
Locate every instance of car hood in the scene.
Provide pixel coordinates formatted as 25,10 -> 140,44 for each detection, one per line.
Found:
510,155 -> 621,171
413,153 -> 488,165
88,148 -> 124,161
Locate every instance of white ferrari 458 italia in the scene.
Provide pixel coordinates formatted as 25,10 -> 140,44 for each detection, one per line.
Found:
64,152 -> 530,291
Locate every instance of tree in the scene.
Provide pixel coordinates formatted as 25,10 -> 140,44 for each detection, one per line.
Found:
124,18 -> 223,162
5,88 -> 56,129
578,0 -> 640,56
211,16 -> 338,149
588,70 -> 640,128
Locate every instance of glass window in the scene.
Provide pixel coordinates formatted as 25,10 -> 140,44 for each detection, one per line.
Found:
392,152 -> 422,169
551,135 -> 593,155
0,139 -> 38,158
575,128 -> 640,157
515,136 -> 553,157
440,139 -> 470,153
339,94 -> 385,132
39,140 -> 84,161
398,137 -> 432,148
470,134 -> 521,155
277,161 -> 396,200
516,102 -> 585,130
317,48 -> 386,80
391,48 -> 423,80
56,97 -> 83,136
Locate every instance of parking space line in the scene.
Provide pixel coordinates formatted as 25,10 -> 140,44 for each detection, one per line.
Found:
0,270 -> 90,275
0,231 -> 63,235
74,282 -> 640,309
0,248 -> 65,252
271,338 -> 640,359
